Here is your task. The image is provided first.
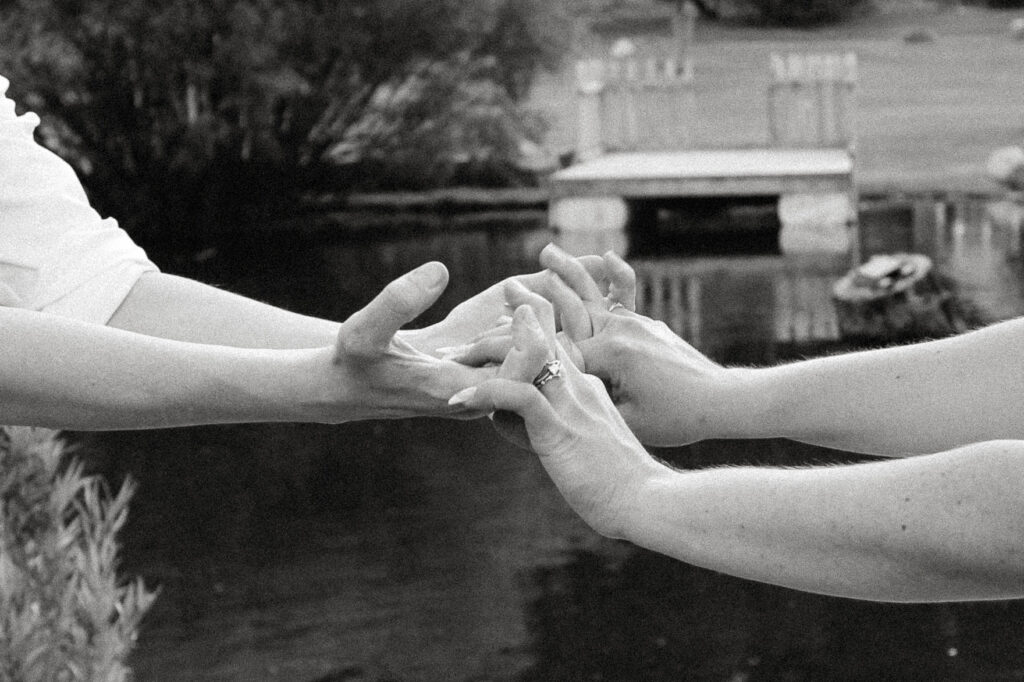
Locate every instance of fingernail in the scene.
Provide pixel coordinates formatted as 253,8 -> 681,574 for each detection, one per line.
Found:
448,387 -> 477,406
413,262 -> 446,289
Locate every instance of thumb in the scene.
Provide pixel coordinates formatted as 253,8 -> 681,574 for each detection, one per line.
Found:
338,262 -> 448,357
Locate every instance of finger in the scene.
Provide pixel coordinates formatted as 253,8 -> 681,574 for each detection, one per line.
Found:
538,243 -> 604,303
443,336 -> 513,366
575,335 -> 613,380
446,310 -> 547,451
473,319 -> 513,341
337,262 -> 448,357
582,297 -> 639,337
500,305 -> 552,381
512,269 -> 590,340
578,254 -> 608,282
503,279 -> 558,344
555,331 -> 585,370
541,271 -> 592,341
578,255 -> 611,296
435,317 -> 510,356
604,251 -> 637,311
451,378 -> 574,456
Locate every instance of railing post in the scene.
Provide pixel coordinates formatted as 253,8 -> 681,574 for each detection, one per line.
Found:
575,59 -> 605,162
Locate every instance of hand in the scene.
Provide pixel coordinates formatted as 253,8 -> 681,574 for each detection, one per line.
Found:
426,243 -> 637,368
578,310 -> 738,446
399,252 -> 605,359
538,250 -> 739,446
453,247 -> 739,445
319,262 -> 497,421
448,290 -> 665,540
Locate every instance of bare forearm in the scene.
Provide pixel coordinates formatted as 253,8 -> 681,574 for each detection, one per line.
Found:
629,440 -> 1024,602
108,272 -> 339,348
714,319 -> 1024,455
0,307 -> 327,430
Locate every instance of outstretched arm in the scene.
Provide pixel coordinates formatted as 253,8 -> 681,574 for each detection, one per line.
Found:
531,245 -> 1024,456
107,272 -> 340,349
729,320 -> 1024,455
453,292 -> 1024,603
631,440 -> 1024,602
3,263 -> 491,430
579,312 -> 1024,455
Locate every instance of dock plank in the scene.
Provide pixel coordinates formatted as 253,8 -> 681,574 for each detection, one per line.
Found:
549,148 -> 854,198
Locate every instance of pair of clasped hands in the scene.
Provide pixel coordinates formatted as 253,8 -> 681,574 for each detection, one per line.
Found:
364,243 -> 719,540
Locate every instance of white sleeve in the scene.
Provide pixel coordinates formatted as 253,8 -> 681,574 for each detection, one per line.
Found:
0,74 -> 158,324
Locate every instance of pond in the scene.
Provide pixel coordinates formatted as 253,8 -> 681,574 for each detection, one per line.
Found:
81,195 -> 1024,681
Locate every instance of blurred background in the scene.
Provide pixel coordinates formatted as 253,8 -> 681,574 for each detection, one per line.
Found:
4,0 -> 1024,679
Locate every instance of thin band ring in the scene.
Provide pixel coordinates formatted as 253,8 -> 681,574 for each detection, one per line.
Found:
607,301 -> 626,313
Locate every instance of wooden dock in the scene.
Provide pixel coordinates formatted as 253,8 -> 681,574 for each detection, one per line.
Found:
548,34 -> 860,260
548,148 -> 854,199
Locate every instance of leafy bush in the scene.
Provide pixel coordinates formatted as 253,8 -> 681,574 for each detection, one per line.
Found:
0,427 -> 157,682
328,53 -> 549,190
0,0 -> 564,250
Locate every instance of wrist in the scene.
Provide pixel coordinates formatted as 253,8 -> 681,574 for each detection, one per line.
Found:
284,346 -> 359,423
707,366 -> 782,440
649,359 -> 772,444
620,463 -> 684,549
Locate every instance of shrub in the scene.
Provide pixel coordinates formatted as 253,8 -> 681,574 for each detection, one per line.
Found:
0,427 -> 157,682
0,0 -> 565,251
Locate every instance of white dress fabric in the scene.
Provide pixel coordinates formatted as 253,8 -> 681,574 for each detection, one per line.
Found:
0,74 -> 157,323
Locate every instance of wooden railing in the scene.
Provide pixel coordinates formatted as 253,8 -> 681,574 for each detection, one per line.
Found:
572,2 -> 699,161
575,55 -> 695,160
577,54 -> 696,156
768,52 -> 857,149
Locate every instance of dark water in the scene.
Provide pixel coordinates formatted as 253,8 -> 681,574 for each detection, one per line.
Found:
82,198 -> 1024,681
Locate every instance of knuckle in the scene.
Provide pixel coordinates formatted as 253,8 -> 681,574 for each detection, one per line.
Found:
581,374 -> 606,393
536,428 -> 581,459
615,265 -> 636,286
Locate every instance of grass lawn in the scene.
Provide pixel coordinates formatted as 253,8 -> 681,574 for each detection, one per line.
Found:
529,4 -> 1024,194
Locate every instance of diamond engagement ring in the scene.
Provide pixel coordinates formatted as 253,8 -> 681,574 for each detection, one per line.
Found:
532,359 -> 563,389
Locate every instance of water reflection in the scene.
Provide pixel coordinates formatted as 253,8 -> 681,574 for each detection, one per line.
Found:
113,198 -> 1024,681
633,196 -> 1024,367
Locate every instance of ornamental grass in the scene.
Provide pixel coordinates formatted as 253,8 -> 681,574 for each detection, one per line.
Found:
0,427 -> 157,682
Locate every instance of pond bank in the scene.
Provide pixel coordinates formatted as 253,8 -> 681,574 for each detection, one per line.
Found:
271,186 -> 1022,240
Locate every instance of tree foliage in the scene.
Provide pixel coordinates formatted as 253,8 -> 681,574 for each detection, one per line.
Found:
0,0 -> 564,248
